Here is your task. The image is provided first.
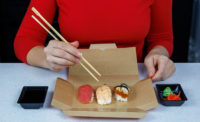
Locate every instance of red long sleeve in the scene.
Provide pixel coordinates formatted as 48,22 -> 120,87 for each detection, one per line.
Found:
146,0 -> 173,56
14,0 -> 173,63
14,0 -> 57,63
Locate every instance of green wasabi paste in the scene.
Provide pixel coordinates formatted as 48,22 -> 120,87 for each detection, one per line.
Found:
163,87 -> 173,97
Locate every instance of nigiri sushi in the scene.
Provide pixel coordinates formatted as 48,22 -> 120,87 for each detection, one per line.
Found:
114,83 -> 129,102
96,85 -> 112,105
78,85 -> 94,104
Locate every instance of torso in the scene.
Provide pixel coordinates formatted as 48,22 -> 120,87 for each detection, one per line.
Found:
56,0 -> 154,60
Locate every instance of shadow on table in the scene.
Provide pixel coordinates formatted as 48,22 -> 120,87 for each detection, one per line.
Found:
44,91 -> 54,108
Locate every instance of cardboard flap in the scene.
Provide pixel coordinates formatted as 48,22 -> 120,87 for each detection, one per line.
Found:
69,47 -> 139,77
130,78 -> 158,110
68,45 -> 139,89
51,78 -> 74,110
63,108 -> 147,118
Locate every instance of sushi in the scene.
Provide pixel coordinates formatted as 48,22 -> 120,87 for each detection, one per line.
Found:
96,85 -> 112,105
114,83 -> 129,102
78,85 -> 94,104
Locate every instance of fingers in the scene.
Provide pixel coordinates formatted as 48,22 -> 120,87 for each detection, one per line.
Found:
51,48 -> 80,63
144,55 -> 156,78
152,56 -> 175,81
47,55 -> 75,66
152,56 -> 167,81
164,59 -> 176,78
70,41 -> 79,48
49,40 -> 82,58
47,62 -> 68,72
44,40 -> 82,71
145,53 -> 176,82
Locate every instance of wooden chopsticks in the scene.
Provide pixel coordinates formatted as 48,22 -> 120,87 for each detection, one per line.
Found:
31,7 -> 101,81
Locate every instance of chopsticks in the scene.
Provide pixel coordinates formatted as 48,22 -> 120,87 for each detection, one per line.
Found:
31,7 -> 101,81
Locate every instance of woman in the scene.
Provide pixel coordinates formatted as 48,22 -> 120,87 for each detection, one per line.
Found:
14,0 -> 175,81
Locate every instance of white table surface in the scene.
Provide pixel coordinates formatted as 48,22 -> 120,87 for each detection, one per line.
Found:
0,63 -> 199,122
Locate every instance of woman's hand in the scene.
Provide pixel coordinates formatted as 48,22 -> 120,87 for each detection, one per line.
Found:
144,46 -> 176,81
44,40 -> 82,71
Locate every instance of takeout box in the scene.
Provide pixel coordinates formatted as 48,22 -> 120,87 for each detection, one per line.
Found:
51,44 -> 158,118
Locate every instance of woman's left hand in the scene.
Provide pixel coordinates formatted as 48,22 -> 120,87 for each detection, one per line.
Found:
144,46 -> 176,81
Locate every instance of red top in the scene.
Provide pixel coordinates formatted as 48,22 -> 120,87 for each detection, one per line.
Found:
14,0 -> 173,63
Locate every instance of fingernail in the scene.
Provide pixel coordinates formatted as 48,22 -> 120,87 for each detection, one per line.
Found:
149,72 -> 154,78
77,52 -> 82,57
76,58 -> 80,63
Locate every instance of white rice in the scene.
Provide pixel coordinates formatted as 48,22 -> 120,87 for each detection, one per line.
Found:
90,92 -> 94,103
97,97 -> 112,105
115,94 -> 128,102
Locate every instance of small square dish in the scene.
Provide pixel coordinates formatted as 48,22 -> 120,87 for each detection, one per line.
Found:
156,84 -> 187,106
17,86 -> 48,109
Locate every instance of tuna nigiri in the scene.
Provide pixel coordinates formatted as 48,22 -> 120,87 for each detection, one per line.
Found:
78,85 -> 94,104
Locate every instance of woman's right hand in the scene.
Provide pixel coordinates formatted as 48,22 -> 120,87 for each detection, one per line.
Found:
44,40 -> 82,71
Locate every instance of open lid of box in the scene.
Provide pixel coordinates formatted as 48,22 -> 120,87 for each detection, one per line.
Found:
51,44 -> 158,118
69,43 -> 139,82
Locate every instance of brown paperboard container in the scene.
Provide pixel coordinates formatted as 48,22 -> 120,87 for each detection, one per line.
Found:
51,44 -> 158,118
